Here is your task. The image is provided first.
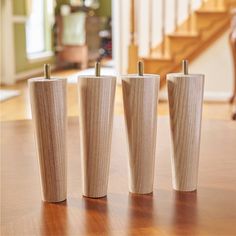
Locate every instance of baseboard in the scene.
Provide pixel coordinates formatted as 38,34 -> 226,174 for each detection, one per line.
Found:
12,15 -> 27,23
203,91 -> 232,102
15,65 -> 57,81
159,90 -> 232,102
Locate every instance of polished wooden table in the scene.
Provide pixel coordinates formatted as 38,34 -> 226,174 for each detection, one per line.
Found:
1,117 -> 236,236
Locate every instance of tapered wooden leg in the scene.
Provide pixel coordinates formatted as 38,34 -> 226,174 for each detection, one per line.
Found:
122,75 -> 160,194
29,78 -> 67,202
78,76 -> 116,198
167,73 -> 204,191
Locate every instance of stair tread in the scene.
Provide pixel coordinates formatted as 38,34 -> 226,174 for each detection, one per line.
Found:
168,32 -> 200,38
142,56 -> 172,62
195,9 -> 227,14
138,2 -> 231,80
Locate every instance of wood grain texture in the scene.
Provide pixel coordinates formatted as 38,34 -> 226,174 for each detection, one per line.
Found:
1,117 -> 236,236
28,78 -> 67,202
167,73 -> 204,191
78,76 -> 116,198
122,75 -> 160,194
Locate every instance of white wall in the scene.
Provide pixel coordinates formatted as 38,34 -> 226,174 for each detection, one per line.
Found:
158,30 -> 234,101
189,30 -> 234,100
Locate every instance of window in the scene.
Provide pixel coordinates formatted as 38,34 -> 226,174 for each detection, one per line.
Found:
25,0 -> 54,58
26,0 -> 45,55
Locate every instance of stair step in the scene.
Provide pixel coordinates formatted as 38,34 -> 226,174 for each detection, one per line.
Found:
141,0 -> 232,87
167,33 -> 201,60
142,57 -> 173,74
225,0 -> 236,8
200,0 -> 226,10
195,9 -> 227,15
168,32 -> 200,39
195,9 -> 229,32
142,57 -> 172,62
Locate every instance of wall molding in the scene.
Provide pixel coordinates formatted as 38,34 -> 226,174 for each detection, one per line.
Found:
27,51 -> 54,63
15,65 -> 56,81
12,15 -> 27,23
203,91 -> 232,102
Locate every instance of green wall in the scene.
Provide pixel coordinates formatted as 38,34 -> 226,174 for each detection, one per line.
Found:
55,0 -> 111,17
13,0 -> 54,74
13,0 -> 111,74
13,0 -> 26,15
96,0 -> 111,17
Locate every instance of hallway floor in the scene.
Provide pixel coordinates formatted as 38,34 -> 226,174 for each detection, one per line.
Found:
0,69 -> 233,121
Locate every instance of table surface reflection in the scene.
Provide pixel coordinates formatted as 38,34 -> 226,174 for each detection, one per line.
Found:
1,116 -> 236,235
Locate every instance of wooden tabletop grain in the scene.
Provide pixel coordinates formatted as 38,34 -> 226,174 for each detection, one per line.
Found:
1,117 -> 236,236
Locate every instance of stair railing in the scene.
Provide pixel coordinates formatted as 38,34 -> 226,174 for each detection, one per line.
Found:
127,0 -> 206,72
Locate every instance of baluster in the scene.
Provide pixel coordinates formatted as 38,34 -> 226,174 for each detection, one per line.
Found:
187,0 -> 192,32
128,0 -> 138,73
130,0 -> 135,44
161,0 -> 166,56
149,0 -> 153,55
174,0 -> 179,32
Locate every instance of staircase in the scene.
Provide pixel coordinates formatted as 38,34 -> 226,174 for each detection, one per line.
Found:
128,0 -> 236,87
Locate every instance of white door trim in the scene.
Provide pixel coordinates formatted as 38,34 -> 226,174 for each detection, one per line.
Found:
12,15 -> 27,23
112,0 -> 122,82
1,0 -> 15,85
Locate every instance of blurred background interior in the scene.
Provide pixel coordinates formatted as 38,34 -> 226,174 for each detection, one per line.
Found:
0,0 -> 236,121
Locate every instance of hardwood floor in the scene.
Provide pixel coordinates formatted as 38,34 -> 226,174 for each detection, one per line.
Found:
0,70 -> 233,121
